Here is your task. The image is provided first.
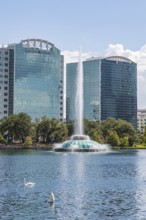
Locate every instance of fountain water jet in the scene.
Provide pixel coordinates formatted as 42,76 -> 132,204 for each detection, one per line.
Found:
74,48 -> 83,135
54,49 -> 109,152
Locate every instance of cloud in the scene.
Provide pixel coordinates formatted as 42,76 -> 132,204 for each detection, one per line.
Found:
62,44 -> 146,108
105,44 -> 146,73
61,50 -> 99,63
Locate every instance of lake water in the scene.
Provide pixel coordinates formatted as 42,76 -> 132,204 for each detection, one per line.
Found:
0,149 -> 146,220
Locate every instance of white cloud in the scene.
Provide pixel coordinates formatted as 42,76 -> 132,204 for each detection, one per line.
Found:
105,44 -> 146,73
62,44 -> 146,109
61,50 -> 99,63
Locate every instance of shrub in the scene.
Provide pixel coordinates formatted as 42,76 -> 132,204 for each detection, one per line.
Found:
0,133 -> 7,145
24,136 -> 32,146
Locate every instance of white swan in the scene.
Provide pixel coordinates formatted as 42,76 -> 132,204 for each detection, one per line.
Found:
48,192 -> 55,203
23,178 -> 36,187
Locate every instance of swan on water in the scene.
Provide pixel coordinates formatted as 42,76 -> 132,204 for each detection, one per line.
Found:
48,192 -> 55,203
23,178 -> 36,187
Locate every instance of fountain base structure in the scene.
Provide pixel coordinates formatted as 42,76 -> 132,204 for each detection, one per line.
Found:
54,135 -> 109,152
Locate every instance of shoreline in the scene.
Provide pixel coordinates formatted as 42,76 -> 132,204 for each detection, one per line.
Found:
0,144 -> 146,151
0,144 -> 54,150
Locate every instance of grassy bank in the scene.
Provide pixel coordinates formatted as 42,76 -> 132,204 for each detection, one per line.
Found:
131,144 -> 146,149
113,144 -> 146,150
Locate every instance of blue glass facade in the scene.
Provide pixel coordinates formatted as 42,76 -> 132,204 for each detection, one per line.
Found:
101,57 -> 137,128
8,39 -> 62,120
9,49 -> 14,115
0,48 -> 9,118
66,63 -> 77,121
84,59 -> 101,121
66,56 -> 137,128
66,59 -> 101,121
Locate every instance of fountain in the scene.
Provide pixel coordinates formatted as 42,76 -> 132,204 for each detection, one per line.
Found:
54,49 -> 108,152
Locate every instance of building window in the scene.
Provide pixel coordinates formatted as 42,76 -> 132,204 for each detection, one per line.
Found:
4,81 -> 8,84
4,105 -> 7,108
5,69 -> 8,72
4,93 -> 8,96
4,75 -> 8,78
4,110 -> 7,114
4,99 -> 7,102
4,87 -> 8,90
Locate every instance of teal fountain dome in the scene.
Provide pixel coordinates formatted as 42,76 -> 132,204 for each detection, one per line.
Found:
54,135 -> 108,152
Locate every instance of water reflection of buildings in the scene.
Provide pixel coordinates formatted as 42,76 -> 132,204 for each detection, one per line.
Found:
66,56 -> 137,128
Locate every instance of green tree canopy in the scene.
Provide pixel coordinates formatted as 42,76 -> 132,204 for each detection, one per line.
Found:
114,119 -> 136,146
107,130 -> 120,146
0,113 -> 32,143
101,118 -> 136,146
84,119 -> 104,143
36,117 -> 68,143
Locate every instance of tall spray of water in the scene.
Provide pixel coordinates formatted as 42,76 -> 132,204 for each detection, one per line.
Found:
54,48 -> 109,152
74,48 -> 83,135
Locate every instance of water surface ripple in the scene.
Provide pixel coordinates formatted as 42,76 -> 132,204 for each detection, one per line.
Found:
0,149 -> 146,219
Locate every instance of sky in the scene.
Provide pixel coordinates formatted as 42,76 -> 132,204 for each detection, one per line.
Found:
0,0 -> 146,108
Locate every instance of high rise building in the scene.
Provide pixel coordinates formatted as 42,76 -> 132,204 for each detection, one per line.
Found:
66,56 -> 137,128
0,39 -> 64,121
137,109 -> 146,132
0,47 -> 9,118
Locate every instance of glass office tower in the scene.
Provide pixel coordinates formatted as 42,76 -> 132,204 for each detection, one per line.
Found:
7,39 -> 63,120
0,47 -> 9,118
66,56 -> 137,128
66,58 -> 101,122
101,56 -> 137,128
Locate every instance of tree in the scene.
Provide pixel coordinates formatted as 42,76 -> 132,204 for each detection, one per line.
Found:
36,117 -> 68,143
91,132 -> 105,144
107,130 -> 120,146
115,119 -> 136,146
101,118 -> 118,141
0,133 -> 7,145
143,127 -> 146,145
47,118 -> 68,143
0,114 -> 19,142
0,113 -> 32,143
84,119 -> 104,143
17,113 -> 32,142
66,121 -> 74,137
35,116 -> 51,142
120,136 -> 129,147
